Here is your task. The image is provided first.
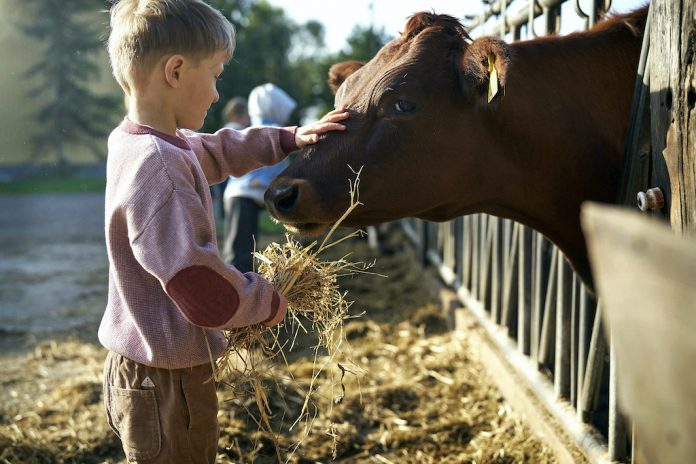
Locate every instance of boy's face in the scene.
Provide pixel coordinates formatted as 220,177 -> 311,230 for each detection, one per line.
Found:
175,50 -> 228,130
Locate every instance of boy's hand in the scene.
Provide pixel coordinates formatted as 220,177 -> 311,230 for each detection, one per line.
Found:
294,108 -> 349,148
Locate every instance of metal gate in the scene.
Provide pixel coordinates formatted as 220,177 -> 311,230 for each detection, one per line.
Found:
400,1 -> 649,462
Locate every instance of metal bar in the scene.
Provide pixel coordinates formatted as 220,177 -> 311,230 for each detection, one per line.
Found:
577,286 -> 591,416
555,258 -> 572,400
616,12 -> 652,207
420,221 -> 430,266
462,216 -> 472,290
472,215 -> 481,301
500,0 -> 508,39
531,233 -> 543,364
465,0 -> 506,31
608,341 -> 628,460
482,215 -> 490,304
400,219 -> 420,247
528,0 -> 541,38
581,301 -> 606,423
454,217 -> 464,286
544,4 -> 561,35
501,222 -> 519,329
480,215 -> 493,310
490,217 -> 501,322
499,219 -> 512,323
570,275 -> 579,406
539,247 -> 558,366
518,226 -> 532,355
446,221 -> 456,270
426,249 -> 611,463
469,0 -> 564,37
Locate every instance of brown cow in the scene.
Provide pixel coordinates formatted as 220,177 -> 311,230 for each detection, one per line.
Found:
265,7 -> 649,288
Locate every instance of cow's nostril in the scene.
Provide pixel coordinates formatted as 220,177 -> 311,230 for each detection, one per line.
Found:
272,184 -> 299,215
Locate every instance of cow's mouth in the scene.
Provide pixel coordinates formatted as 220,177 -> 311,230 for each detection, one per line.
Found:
281,222 -> 329,236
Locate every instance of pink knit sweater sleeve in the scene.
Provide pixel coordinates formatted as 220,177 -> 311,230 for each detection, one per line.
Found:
180,126 -> 298,185
128,154 -> 287,329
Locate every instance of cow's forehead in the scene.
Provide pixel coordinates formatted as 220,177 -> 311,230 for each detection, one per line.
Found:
334,40 -> 422,110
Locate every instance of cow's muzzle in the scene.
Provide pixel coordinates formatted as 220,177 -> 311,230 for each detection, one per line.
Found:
265,178 -> 341,236
265,180 -> 300,219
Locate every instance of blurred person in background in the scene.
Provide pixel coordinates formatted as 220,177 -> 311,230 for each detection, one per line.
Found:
222,83 -> 297,272
222,96 -> 251,131
211,97 -> 250,221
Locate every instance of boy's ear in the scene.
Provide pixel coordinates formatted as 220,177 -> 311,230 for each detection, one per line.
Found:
164,54 -> 186,87
459,37 -> 509,104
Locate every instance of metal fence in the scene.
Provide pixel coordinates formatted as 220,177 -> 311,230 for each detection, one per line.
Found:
401,1 -> 640,462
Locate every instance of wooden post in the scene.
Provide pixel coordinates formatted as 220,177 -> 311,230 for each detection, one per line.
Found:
649,0 -> 696,233
582,203 -> 696,464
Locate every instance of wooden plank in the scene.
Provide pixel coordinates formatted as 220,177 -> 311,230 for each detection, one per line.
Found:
582,202 -> 696,464
649,0 -> 696,230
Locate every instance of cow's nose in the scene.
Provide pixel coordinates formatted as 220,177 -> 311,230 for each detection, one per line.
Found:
265,182 -> 299,217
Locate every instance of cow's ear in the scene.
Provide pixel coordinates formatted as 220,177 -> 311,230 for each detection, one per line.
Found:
459,37 -> 509,103
328,60 -> 364,94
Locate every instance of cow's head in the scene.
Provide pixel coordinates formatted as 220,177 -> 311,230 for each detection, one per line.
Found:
266,12 -> 510,235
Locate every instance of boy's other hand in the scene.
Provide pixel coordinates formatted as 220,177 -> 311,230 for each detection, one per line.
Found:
294,108 -> 349,148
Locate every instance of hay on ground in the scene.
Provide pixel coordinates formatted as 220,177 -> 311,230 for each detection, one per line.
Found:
211,172 -> 377,459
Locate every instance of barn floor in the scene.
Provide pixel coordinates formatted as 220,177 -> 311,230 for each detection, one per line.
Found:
0,227 -> 558,463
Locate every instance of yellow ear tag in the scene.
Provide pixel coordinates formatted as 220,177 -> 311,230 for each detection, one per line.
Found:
487,54 -> 499,103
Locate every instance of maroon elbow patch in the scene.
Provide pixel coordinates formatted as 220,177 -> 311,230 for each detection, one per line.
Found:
166,266 -> 240,327
262,292 -> 281,324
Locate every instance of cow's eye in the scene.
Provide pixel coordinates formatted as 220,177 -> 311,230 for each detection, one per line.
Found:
393,99 -> 416,113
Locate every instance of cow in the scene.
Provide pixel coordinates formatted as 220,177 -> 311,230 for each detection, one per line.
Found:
265,6 -> 649,289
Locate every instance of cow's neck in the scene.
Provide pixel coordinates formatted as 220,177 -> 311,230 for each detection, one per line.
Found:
483,26 -> 642,288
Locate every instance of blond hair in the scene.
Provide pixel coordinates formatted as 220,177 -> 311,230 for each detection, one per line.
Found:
107,0 -> 235,94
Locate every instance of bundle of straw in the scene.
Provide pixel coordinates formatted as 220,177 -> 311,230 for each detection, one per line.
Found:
210,171 -> 377,460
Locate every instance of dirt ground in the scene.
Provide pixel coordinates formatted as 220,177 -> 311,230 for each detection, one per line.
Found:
0,225 -> 557,464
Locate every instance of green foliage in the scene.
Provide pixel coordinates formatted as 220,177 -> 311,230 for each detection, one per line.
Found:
259,210 -> 285,234
313,24 -> 393,115
0,176 -> 106,194
204,0 -> 392,131
19,0 -> 393,167
342,24 -> 392,62
21,0 -> 120,167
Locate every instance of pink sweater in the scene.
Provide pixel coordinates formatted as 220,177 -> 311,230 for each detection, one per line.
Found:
98,118 -> 294,369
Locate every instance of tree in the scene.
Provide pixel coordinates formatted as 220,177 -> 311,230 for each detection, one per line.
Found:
205,0 -> 305,131
341,24 -> 392,62
21,0 -> 119,167
205,0 -> 391,131
304,24 -> 393,117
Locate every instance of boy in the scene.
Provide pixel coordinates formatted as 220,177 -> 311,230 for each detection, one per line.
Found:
101,1 -> 348,463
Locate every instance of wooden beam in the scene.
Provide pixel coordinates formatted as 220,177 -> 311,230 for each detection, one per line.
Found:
582,202 -> 696,464
649,0 -> 696,232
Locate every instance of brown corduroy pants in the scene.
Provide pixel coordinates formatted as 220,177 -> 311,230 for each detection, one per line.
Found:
102,351 -> 219,463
